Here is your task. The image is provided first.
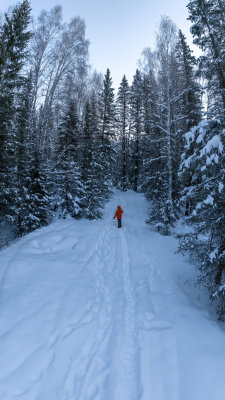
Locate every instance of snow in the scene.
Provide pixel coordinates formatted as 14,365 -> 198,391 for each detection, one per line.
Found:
219,182 -> 224,193
200,134 -> 223,158
183,154 -> 194,168
184,130 -> 195,147
196,121 -> 207,144
204,194 -> 214,205
206,153 -> 219,165
209,249 -> 217,262
1,190 -> 225,400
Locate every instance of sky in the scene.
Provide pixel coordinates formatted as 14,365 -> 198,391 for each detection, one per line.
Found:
0,0 -> 198,89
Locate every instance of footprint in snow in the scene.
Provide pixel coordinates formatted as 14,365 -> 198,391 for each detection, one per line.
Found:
138,311 -> 172,331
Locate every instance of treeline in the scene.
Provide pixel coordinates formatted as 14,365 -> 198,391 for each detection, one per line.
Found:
0,1 -> 224,319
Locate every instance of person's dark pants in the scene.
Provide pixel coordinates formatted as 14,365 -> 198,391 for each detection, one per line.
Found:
118,219 -> 121,228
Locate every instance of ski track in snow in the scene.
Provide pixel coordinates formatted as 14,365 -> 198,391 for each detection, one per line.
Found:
59,227 -> 113,400
59,224 -> 142,400
1,190 -> 225,400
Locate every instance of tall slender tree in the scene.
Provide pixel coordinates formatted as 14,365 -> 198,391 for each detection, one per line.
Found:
175,30 -> 202,214
141,62 -> 160,194
145,16 -> 178,232
187,0 -> 225,115
98,68 -> 116,196
82,95 -> 103,218
130,69 -> 144,192
179,119 -> 225,319
116,75 -> 130,190
175,30 -> 202,132
0,0 -> 32,228
56,100 -> 83,218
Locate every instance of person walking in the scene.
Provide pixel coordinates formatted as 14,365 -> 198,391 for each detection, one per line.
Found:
113,205 -> 123,228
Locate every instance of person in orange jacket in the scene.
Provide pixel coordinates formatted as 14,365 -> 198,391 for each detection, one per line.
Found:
113,205 -> 123,228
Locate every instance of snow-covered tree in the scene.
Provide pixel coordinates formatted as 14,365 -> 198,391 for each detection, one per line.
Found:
139,51 -> 160,198
130,69 -> 144,192
173,30 -> 203,214
175,30 -> 202,133
29,7 -> 89,157
156,17 -> 177,202
187,0 -> 225,116
82,96 -> 104,219
0,0 -> 32,230
179,119 -> 225,320
13,73 -> 33,235
98,68 -> 116,196
143,17 -> 178,232
22,150 -> 52,232
56,100 -> 83,218
115,75 -> 131,190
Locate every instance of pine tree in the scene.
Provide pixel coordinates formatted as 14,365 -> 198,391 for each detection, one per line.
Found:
56,100 -> 83,218
116,75 -> 131,190
82,96 -> 104,219
141,68 -> 160,195
22,151 -> 52,232
175,30 -> 202,132
187,0 -> 225,115
98,68 -> 116,196
0,0 -> 32,230
13,73 -> 33,235
130,69 -> 144,192
174,30 -> 202,214
179,119 -> 225,320
82,100 -> 93,184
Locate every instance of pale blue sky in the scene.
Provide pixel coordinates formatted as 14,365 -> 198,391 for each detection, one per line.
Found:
1,0 -> 196,89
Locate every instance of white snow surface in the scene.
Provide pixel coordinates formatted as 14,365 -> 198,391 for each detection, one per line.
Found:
1,190 -> 225,400
200,134 -> 223,157
204,194 -> 214,206
219,182 -> 224,193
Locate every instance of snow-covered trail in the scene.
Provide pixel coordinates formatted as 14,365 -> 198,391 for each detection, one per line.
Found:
1,190 -> 225,400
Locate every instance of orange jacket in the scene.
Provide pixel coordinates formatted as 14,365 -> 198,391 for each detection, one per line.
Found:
114,206 -> 123,220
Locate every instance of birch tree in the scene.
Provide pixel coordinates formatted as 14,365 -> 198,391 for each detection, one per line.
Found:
29,7 -> 89,156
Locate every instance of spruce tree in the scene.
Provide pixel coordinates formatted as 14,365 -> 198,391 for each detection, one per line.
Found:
141,69 -> 160,196
13,73 -> 33,235
130,69 -> 144,192
175,30 -> 202,132
23,151 -> 51,232
116,75 -> 131,190
82,96 -> 104,219
179,119 -> 225,320
56,100 -> 83,218
187,0 -> 225,114
98,68 -> 116,197
0,0 -> 32,230
174,30 -> 202,214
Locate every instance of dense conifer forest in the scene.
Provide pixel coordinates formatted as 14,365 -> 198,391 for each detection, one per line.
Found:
0,0 -> 224,319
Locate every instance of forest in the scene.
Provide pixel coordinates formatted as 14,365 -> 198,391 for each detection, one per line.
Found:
0,0 -> 224,319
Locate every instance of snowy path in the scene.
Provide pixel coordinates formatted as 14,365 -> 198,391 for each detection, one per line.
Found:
1,190 -> 225,400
